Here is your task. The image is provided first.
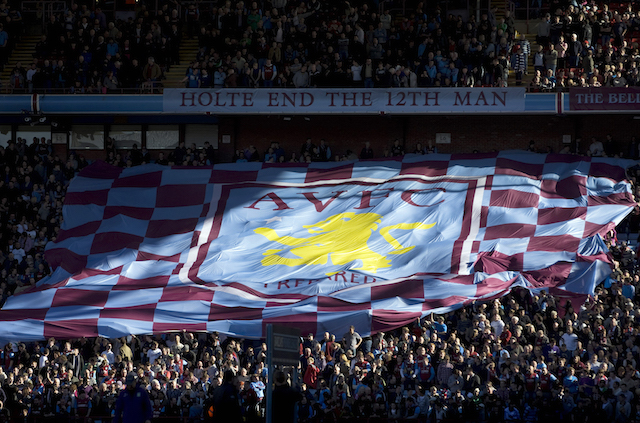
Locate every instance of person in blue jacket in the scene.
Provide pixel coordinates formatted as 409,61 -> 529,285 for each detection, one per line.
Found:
113,373 -> 153,423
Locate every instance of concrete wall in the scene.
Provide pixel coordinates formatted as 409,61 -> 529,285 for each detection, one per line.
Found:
64,114 -> 640,162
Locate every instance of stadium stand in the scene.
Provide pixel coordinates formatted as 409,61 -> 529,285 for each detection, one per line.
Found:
0,0 -> 638,421
1,0 -> 638,92
0,134 -> 637,421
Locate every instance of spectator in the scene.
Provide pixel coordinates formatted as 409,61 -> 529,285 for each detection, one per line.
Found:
504,402 -> 521,422
512,47 -> 527,86
0,23 -> 8,72
293,65 -> 309,88
142,57 -> 162,92
273,370 -> 302,423
567,33 -> 583,68
589,137 -> 605,157
342,325 -> 363,356
211,370 -> 242,422
103,70 -> 119,92
102,343 -> 116,365
360,142 -> 374,160
113,374 -> 153,423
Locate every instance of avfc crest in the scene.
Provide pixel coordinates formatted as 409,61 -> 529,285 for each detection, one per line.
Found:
254,212 -> 436,274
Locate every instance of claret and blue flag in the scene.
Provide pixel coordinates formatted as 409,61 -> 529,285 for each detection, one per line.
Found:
0,152 -> 635,341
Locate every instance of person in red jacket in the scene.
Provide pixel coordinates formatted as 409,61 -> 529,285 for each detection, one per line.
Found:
303,357 -> 320,396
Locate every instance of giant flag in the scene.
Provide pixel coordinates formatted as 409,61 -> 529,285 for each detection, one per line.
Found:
0,152 -> 635,341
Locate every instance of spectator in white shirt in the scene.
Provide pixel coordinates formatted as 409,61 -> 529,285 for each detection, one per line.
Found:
101,343 -> 115,365
147,341 -> 162,365
589,137 -> 604,156
491,314 -> 505,338
351,61 -> 362,85
10,242 -> 25,263
560,325 -> 579,351
39,348 -> 49,369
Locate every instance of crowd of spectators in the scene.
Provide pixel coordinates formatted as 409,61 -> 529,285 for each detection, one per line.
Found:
527,1 -> 640,91
0,133 -> 638,423
230,138 -> 441,164
1,0 -> 524,92
0,0 -> 23,75
231,134 -> 640,165
181,3 -> 519,89
2,0 -> 640,92
3,0 -> 180,93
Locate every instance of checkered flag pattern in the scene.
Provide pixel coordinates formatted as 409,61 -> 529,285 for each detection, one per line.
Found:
0,152 -> 634,341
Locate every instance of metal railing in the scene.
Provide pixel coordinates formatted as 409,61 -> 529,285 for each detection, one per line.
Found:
68,416 -> 194,423
21,1 -> 67,29
381,0 -> 483,21
68,415 -> 440,423
508,0 -> 537,34
0,83 -> 164,94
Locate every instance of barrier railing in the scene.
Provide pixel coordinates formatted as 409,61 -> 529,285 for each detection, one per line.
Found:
72,417 -> 192,423
0,84 -> 602,95
0,82 -> 164,95
21,1 -> 67,28
77,415 -> 442,423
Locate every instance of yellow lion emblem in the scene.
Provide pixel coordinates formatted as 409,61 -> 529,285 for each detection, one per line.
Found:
254,212 -> 436,273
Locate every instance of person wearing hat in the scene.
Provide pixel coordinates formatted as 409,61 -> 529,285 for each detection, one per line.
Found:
209,369 -> 242,422
272,370 -> 302,423
113,373 -> 152,423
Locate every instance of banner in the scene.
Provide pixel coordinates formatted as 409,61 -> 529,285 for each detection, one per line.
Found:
569,87 -> 640,111
0,153 -> 634,341
163,88 -> 526,114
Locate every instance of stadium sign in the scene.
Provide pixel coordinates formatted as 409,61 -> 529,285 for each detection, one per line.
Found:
163,88 -> 526,114
569,87 -> 640,111
267,325 -> 301,366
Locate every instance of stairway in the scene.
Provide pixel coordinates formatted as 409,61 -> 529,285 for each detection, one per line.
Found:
0,35 -> 40,90
163,37 -> 200,88
492,0 -> 508,20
